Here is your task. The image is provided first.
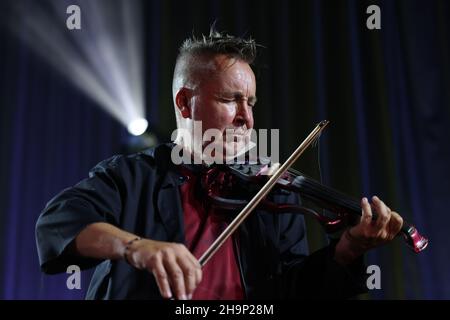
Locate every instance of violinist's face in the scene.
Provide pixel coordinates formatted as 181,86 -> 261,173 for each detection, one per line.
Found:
176,54 -> 257,161
191,55 -> 256,134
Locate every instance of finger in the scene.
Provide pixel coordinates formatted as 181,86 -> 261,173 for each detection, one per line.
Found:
163,253 -> 187,300
178,245 -> 203,287
372,196 -> 390,230
177,255 -> 199,298
195,265 -> 203,287
388,211 -> 404,239
151,258 -> 172,299
183,247 -> 202,270
361,197 -> 373,226
185,253 -> 202,286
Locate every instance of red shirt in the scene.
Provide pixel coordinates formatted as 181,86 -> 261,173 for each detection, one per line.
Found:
179,166 -> 245,300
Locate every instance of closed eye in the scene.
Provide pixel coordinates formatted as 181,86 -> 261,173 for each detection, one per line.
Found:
218,97 -> 235,104
216,94 -> 257,107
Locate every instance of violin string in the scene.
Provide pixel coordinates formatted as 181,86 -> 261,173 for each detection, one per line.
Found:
315,131 -> 362,215
312,133 -> 362,216
287,166 -> 362,214
315,132 -> 327,228
316,133 -> 323,185
298,178 -> 361,214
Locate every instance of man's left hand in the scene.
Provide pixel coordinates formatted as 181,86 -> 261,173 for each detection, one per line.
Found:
334,196 -> 403,265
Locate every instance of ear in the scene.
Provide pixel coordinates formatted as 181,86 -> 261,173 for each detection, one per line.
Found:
175,87 -> 192,118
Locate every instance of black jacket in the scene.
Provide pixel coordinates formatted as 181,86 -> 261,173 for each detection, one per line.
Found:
35,143 -> 367,299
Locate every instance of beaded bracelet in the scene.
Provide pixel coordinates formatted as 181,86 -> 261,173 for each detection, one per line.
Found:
123,237 -> 142,265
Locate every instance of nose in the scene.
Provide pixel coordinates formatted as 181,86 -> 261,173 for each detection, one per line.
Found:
233,100 -> 253,129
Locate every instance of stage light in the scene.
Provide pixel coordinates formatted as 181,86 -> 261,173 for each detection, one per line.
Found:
7,0 -> 146,133
127,118 -> 148,136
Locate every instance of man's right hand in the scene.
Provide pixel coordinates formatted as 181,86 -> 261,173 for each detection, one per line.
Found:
72,223 -> 201,300
125,239 -> 202,300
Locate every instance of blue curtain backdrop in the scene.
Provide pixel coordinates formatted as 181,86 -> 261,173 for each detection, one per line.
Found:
0,0 -> 449,299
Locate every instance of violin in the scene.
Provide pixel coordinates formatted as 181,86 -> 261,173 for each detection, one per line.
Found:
200,161 -> 429,254
194,121 -> 428,267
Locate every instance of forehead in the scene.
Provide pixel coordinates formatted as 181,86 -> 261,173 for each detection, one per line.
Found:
200,55 -> 256,94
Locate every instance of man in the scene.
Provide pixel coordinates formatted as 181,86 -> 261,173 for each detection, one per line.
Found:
36,30 -> 403,300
